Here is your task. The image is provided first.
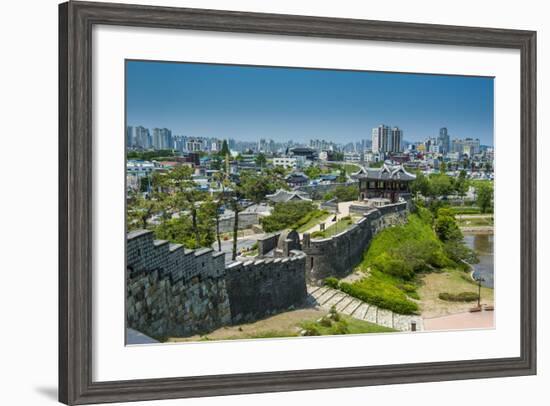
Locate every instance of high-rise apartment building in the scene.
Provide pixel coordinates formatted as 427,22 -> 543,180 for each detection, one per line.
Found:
391,127 -> 403,153
134,126 -> 151,149
438,127 -> 450,154
152,128 -> 173,150
372,125 -> 401,153
126,126 -> 134,148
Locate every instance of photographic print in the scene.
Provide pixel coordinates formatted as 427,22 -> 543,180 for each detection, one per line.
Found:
125,60 -> 495,345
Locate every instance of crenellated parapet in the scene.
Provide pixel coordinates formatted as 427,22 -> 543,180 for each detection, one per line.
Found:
126,229 -> 308,339
224,251 -> 308,323
127,229 -> 225,283
302,202 -> 408,282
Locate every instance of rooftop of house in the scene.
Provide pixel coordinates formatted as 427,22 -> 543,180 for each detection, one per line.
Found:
266,189 -> 312,203
358,163 -> 416,182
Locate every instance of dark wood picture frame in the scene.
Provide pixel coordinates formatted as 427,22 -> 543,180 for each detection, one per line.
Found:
59,1 -> 537,404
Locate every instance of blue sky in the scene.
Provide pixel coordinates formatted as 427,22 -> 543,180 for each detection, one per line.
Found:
126,60 -> 494,146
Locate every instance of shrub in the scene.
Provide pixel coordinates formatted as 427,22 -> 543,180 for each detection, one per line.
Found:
329,305 -> 341,321
319,317 -> 333,327
302,324 -> 320,336
438,292 -> 479,302
324,277 -> 340,289
260,201 -> 316,232
375,256 -> 414,280
333,185 -> 359,202
340,279 -> 419,315
401,283 -> 417,293
332,320 -> 349,335
311,230 -> 326,238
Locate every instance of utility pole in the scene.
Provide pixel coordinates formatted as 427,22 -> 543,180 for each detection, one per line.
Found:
476,276 -> 485,308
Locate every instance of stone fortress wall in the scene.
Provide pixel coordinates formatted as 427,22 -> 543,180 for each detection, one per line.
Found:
126,230 -> 307,339
126,230 -> 231,339
225,252 -> 307,323
302,202 -> 408,282
297,181 -> 358,200
126,202 -> 408,339
217,212 -> 260,233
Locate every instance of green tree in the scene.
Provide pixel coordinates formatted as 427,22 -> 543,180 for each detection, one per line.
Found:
261,201 -> 317,232
455,170 -> 469,199
255,153 -> 267,168
159,166 -> 208,247
139,176 -> 150,193
219,139 -> 230,157
239,170 -> 287,204
434,209 -> 463,242
333,185 -> 359,202
126,191 -> 158,230
410,171 -> 430,197
429,174 -> 453,197
303,165 -> 322,180
337,168 -> 347,183
475,182 -> 494,213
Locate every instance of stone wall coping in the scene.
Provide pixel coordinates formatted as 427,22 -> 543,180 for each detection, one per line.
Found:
127,229 -> 153,240
153,239 -> 169,247
226,261 -> 242,270
168,243 -> 184,252
212,251 -> 225,258
257,232 -> 281,241
289,250 -> 306,258
194,247 -> 213,257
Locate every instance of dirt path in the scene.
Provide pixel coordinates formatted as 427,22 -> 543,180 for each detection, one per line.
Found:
167,308 -> 326,342
301,201 -> 355,235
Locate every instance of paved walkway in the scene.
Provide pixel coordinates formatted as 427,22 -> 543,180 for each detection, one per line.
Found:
307,285 -> 423,332
423,310 -> 494,331
301,201 -> 357,236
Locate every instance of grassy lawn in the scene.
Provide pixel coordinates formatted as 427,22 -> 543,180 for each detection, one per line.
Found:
301,314 -> 396,335
166,308 -> 394,342
311,216 -> 356,238
339,269 -> 420,315
342,163 -> 361,174
456,216 -> 494,227
450,206 -> 481,215
418,268 -> 494,318
296,211 -> 332,233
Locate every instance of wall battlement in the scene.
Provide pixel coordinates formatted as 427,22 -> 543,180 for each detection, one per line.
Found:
302,202 -> 408,282
126,230 -> 231,339
127,229 -> 225,284
225,251 -> 307,322
126,229 -> 308,339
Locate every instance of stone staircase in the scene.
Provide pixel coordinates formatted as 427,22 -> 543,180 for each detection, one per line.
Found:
307,285 -> 423,332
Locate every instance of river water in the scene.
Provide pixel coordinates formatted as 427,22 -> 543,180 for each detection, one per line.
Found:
463,233 -> 494,288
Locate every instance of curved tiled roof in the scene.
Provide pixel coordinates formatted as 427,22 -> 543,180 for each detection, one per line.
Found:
358,163 -> 416,181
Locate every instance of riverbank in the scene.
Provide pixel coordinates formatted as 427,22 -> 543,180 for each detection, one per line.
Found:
459,226 -> 493,233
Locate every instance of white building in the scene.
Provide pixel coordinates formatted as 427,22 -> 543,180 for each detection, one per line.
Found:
272,157 -> 297,169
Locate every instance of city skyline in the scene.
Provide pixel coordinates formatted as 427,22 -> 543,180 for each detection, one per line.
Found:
126,60 -> 494,146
